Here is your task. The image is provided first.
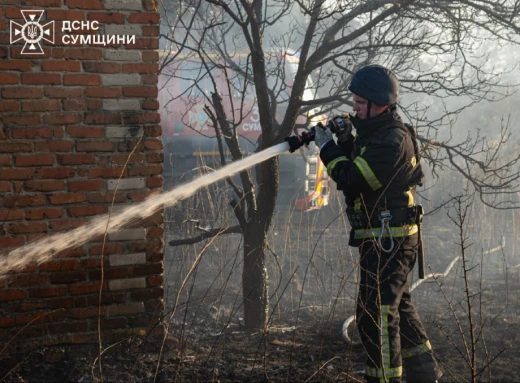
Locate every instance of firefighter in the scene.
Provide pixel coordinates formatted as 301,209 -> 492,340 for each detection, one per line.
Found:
314,65 -> 443,383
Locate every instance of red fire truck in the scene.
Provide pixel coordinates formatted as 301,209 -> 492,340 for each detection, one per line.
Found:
159,51 -> 330,212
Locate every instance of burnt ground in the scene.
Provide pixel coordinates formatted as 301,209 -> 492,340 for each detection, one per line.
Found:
3,206 -> 520,382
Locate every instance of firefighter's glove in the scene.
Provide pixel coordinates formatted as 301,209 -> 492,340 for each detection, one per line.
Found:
331,115 -> 353,143
314,125 -> 334,149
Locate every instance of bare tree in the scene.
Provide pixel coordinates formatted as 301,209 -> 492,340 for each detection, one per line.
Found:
159,0 -> 520,331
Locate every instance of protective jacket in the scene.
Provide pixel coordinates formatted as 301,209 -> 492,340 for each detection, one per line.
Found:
319,107 -> 424,247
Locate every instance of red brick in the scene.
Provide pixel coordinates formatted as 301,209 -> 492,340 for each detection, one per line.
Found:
69,282 -> 103,295
83,257 -> 101,268
147,176 -> 163,188
68,205 -> 106,217
63,48 -> 103,60
76,141 -> 115,152
68,180 -> 104,192
48,194 -> 86,207
148,275 -> 162,287
49,219 -> 88,231
40,259 -> 80,272
0,181 -> 11,192
63,74 -> 101,86
130,288 -> 163,301
46,9 -> 85,20
0,169 -> 33,181
12,127 -> 53,139
47,298 -> 74,311
0,317 -> 14,328
42,60 -> 81,72
128,165 -> 162,177
122,63 -> 158,74
29,286 -> 68,298
87,192 -> 126,204
143,0 -> 157,10
45,87 -> 84,98
37,167 -> 75,179
0,73 -> 19,84
89,243 -> 124,256
34,140 -> 74,152
86,100 -> 101,110
0,155 -> 11,166
0,100 -> 19,111
8,222 -> 47,234
88,167 -> 125,179
65,0 -> 102,9
109,153 -> 145,165
85,87 -> 121,98
21,0 -> 61,5
127,38 -> 159,50
57,154 -> 96,165
22,73 -> 61,85
5,195 -> 46,207
11,46 -> 52,59
89,267 -> 128,280
0,236 -> 24,248
0,289 -> 27,302
132,263 -> 163,276
6,274 -> 47,287
0,210 -> 24,221
49,271 -> 87,284
147,152 -> 163,163
13,313 -> 46,326
128,13 -> 160,24
0,60 -> 32,71
61,99 -> 86,111
142,99 -> 159,110
83,62 -> 121,73
85,112 -> 121,124
123,112 -> 160,124
2,87 -> 43,99
20,300 -> 47,312
144,139 -> 162,150
147,227 -> 163,238
43,113 -> 82,125
21,100 -> 60,112
54,247 -> 85,258
25,181 -> 65,192
15,154 -> 55,167
72,333 -> 99,344
127,191 -> 157,203
141,74 -> 158,85
2,114 -> 41,126
142,25 -> 159,38
144,125 -> 161,137
0,142 -> 32,152
87,12 -> 124,24
66,126 -> 104,138
122,86 -> 157,98
25,208 -> 64,220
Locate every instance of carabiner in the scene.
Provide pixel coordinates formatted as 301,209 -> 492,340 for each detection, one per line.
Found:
378,210 -> 394,253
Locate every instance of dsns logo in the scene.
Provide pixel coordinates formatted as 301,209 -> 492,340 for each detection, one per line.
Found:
10,10 -> 55,55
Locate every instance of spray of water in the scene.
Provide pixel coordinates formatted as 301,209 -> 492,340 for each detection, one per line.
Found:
0,142 -> 290,277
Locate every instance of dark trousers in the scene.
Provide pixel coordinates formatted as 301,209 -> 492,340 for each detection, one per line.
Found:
356,234 -> 431,383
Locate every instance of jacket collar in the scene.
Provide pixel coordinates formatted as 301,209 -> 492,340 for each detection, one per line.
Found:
350,106 -> 402,138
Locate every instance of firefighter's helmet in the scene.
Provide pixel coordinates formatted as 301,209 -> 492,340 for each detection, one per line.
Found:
348,65 -> 399,106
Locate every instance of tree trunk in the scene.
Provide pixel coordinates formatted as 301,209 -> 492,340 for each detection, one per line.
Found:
241,156 -> 278,332
242,224 -> 269,332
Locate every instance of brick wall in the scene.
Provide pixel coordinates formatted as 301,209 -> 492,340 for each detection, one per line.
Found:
0,0 -> 164,353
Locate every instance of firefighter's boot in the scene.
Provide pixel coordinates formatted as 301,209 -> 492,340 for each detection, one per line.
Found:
404,352 -> 442,383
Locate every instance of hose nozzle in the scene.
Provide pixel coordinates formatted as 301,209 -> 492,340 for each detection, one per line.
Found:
284,127 -> 317,153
